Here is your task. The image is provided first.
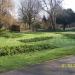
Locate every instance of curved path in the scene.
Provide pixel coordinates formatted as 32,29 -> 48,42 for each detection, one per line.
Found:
1,56 -> 75,75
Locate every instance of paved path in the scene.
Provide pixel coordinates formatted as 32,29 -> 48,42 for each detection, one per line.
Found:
1,56 -> 75,75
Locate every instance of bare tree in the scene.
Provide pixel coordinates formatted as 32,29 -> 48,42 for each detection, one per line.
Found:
40,0 -> 63,30
0,0 -> 14,28
19,0 -> 41,30
0,0 -> 13,14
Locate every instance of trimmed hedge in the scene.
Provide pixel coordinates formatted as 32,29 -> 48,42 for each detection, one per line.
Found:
20,37 -> 53,43
0,43 -> 57,56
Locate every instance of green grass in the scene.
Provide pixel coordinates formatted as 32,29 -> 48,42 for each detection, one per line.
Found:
0,46 -> 75,72
0,31 -> 75,72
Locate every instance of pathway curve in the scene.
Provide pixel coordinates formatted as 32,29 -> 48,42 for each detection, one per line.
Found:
1,56 -> 75,75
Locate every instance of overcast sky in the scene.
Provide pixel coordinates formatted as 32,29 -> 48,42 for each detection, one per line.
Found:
13,0 -> 75,18
62,0 -> 75,11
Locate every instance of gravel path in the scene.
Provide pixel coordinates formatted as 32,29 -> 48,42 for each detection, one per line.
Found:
1,56 -> 75,75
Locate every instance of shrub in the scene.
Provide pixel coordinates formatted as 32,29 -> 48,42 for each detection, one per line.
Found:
10,25 -> 20,32
32,21 -> 41,31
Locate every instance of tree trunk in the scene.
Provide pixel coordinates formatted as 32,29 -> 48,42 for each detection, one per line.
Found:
50,12 -> 56,31
63,24 -> 66,31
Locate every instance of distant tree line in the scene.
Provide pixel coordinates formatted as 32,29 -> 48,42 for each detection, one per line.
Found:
19,0 -> 75,31
43,8 -> 75,31
19,0 -> 63,31
1,0 -> 75,32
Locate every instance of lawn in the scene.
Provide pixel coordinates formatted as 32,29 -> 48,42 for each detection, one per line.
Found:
0,31 -> 75,72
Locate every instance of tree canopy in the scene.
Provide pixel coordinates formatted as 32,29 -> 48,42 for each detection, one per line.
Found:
56,9 -> 75,30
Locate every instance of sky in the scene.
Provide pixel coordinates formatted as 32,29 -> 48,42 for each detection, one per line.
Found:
62,0 -> 75,11
13,0 -> 75,18
13,0 -> 20,18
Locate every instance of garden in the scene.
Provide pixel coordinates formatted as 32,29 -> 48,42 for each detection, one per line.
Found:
0,31 -> 75,72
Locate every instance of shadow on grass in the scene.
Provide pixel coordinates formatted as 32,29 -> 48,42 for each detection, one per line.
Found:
0,32 -> 24,38
63,34 -> 75,39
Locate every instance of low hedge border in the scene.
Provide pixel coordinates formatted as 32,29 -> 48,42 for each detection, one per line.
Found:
0,43 -> 57,56
19,37 -> 53,43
